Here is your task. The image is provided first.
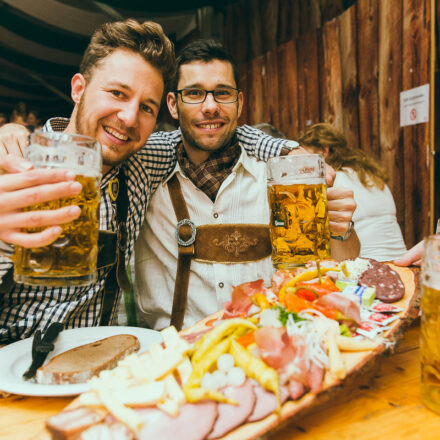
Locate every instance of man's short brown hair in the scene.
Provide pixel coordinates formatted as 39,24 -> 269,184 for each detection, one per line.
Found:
80,19 -> 176,88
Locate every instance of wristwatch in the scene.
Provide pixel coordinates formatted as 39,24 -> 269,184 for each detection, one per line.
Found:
331,220 -> 354,241
280,140 -> 301,156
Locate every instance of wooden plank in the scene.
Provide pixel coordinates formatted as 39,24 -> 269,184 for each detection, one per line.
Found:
296,30 -> 320,131
223,1 -> 249,65
260,0 -> 279,53
319,18 -> 343,130
378,0 -> 404,241
278,0 -> 300,43
262,48 -> 281,129
402,0 -> 431,247
237,62 -> 249,126
248,0 -> 263,59
357,0 -> 379,159
277,40 -> 299,139
271,325 -> 440,440
338,5 -> 360,150
247,55 -> 265,125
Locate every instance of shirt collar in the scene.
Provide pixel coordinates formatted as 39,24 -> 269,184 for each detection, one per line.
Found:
162,141 -> 262,187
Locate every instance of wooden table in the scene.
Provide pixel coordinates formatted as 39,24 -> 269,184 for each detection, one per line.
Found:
1,323 -> 439,439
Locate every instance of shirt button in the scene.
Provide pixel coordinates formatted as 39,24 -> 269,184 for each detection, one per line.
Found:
213,213 -> 219,219
218,282 -> 224,288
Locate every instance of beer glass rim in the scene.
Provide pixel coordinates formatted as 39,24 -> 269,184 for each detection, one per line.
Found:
31,129 -> 99,147
267,153 -> 324,164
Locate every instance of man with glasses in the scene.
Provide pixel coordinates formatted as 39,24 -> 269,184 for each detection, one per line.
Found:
134,39 -> 359,331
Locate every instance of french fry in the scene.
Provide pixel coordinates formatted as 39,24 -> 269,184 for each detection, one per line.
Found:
336,335 -> 379,351
191,318 -> 257,364
326,324 -> 346,380
183,386 -> 236,405
230,340 -> 280,411
187,335 -> 233,388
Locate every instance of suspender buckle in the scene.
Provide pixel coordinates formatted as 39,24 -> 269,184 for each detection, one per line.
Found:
175,219 -> 197,247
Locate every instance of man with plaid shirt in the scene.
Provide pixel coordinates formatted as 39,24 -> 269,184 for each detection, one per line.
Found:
0,25 -> 293,342
134,40 -> 359,330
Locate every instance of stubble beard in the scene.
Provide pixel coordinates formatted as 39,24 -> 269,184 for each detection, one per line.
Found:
177,105 -> 237,157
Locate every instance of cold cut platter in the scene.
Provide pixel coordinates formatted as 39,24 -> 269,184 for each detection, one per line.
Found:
45,258 -> 419,440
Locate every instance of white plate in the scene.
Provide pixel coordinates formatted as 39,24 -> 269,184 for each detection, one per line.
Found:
0,326 -> 162,397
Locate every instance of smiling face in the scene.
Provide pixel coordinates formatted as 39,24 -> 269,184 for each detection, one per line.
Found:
167,60 -> 243,165
68,48 -> 164,174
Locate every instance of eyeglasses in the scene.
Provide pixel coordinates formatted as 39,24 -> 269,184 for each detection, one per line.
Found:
175,87 -> 240,104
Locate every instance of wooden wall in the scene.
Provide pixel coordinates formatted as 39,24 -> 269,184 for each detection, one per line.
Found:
222,0 -> 433,249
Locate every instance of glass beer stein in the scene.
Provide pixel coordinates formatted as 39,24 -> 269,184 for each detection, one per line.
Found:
13,131 -> 102,286
420,235 -> 440,414
267,153 -> 331,269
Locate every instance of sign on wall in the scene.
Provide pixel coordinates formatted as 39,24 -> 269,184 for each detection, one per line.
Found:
400,84 -> 430,127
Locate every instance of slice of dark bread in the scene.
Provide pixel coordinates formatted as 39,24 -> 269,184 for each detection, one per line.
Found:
36,334 -> 140,385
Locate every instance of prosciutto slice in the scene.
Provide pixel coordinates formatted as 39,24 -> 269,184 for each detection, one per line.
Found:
223,279 -> 265,318
317,292 -> 361,324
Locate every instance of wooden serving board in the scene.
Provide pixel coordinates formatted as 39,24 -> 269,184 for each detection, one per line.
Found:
180,264 -> 420,440
47,264 -> 419,440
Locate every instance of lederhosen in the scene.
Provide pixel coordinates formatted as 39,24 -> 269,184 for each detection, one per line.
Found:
167,174 -> 272,330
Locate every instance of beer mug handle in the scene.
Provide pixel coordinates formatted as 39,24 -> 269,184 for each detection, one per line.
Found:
0,239 -> 15,260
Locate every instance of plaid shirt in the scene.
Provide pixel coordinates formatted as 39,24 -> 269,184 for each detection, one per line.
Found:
177,137 -> 241,201
0,119 -> 286,342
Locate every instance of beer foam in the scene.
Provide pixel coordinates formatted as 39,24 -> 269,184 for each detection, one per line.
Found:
27,143 -> 101,177
268,177 -> 325,185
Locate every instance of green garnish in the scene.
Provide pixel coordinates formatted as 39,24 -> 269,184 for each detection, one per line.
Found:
339,323 -> 352,337
273,305 -> 306,326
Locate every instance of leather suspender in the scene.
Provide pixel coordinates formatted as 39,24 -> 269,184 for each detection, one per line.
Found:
100,168 -> 131,326
167,174 -> 195,331
167,174 -> 272,331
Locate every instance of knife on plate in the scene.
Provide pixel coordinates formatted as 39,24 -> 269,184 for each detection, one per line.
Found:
22,322 -> 64,380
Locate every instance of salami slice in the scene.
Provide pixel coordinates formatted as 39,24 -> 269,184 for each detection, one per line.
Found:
358,259 -> 405,303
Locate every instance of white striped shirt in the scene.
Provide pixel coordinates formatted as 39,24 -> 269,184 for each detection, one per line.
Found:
0,118 -> 285,342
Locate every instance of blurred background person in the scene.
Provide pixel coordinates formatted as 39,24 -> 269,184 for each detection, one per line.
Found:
26,109 -> 41,132
0,112 -> 7,127
297,122 -> 406,261
9,101 -> 28,125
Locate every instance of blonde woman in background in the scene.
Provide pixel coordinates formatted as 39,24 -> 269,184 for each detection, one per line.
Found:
297,123 -> 406,261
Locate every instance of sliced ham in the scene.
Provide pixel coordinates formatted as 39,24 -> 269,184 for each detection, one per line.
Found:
137,401 -> 217,440
247,384 -> 277,422
308,360 -> 324,393
254,327 -> 296,371
317,292 -> 361,324
287,379 -> 306,400
247,383 -> 289,422
79,422 -> 133,440
208,379 -> 256,439
223,279 -> 265,318
46,407 -> 106,440
180,328 -> 211,344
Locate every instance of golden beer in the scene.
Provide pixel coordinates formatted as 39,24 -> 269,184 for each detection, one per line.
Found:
420,281 -> 440,414
14,175 -> 100,286
11,130 -> 102,287
268,182 -> 330,268
420,235 -> 440,414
